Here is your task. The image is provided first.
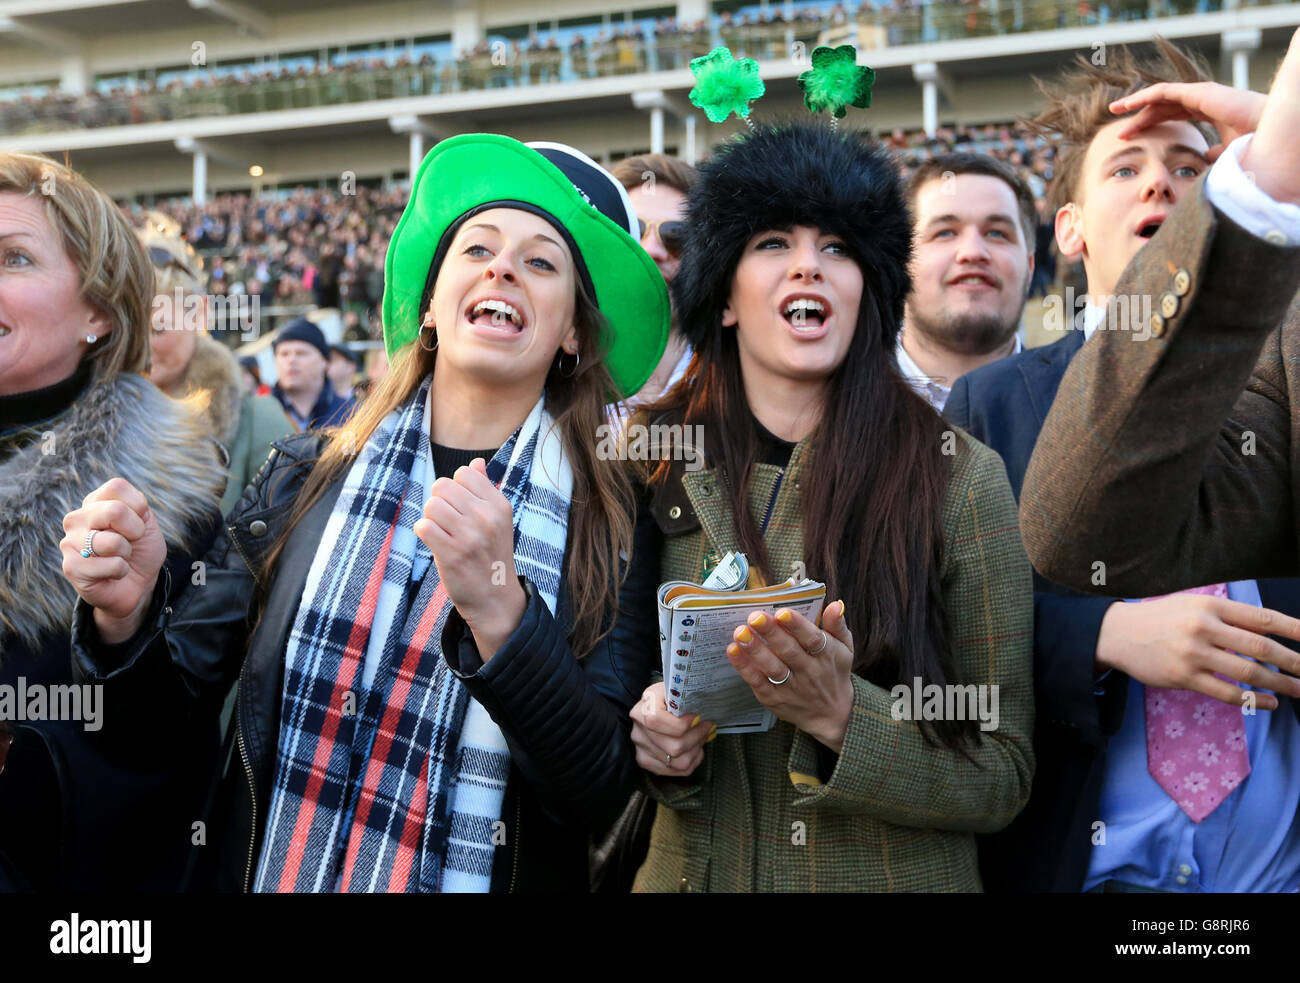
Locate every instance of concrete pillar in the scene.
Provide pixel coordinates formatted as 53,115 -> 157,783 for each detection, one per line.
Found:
1222,29 -> 1260,90
451,3 -> 484,57
409,131 -> 424,179
913,61 -> 941,138
677,0 -> 709,23
684,114 -> 697,165
59,54 -> 87,95
650,106 -> 664,154
192,150 -> 208,206
921,79 -> 937,137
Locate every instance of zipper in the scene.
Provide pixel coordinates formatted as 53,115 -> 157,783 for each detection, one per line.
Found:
508,790 -> 522,893
237,712 -> 258,892
227,520 -> 264,893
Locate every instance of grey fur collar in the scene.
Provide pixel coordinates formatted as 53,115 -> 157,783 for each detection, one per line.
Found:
0,373 -> 226,656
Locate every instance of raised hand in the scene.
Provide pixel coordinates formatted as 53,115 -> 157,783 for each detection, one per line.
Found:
1110,81 -> 1266,162
414,457 -> 526,661
60,477 -> 167,644
1239,26 -> 1300,205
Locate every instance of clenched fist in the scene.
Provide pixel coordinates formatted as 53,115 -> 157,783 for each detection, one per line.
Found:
61,477 -> 166,644
413,458 -> 526,662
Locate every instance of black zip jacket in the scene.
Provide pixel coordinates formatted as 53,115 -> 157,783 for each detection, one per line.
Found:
69,431 -> 661,892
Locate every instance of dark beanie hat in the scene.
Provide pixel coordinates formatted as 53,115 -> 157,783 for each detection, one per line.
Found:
274,317 -> 330,360
329,343 -> 362,367
671,120 -> 912,354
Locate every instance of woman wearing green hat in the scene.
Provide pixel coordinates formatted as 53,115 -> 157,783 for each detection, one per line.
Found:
61,135 -> 670,892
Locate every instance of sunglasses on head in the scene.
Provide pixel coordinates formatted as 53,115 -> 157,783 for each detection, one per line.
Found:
148,246 -> 199,280
637,219 -> 686,257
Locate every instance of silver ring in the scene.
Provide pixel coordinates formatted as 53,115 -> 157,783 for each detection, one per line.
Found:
81,530 -> 99,558
808,630 -> 828,656
767,667 -> 792,686
664,752 -> 673,767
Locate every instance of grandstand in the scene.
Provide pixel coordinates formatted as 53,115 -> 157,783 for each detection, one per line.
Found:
0,0 -> 1295,202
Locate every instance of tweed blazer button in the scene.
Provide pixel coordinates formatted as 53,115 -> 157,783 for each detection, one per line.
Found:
1160,293 -> 1178,319
1148,313 -> 1166,338
669,506 -> 682,519
1172,269 -> 1191,296
249,519 -> 269,537
678,877 -> 691,893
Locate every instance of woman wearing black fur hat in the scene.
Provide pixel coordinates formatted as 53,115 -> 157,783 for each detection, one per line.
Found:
629,121 -> 1035,892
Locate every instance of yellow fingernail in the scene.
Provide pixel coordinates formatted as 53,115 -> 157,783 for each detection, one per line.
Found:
776,609 -> 793,625
704,725 -> 718,744
751,612 -> 768,629
727,643 -> 740,659
690,715 -> 701,729
737,626 -> 753,644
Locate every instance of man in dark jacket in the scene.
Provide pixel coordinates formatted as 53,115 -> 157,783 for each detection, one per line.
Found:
271,317 -> 355,431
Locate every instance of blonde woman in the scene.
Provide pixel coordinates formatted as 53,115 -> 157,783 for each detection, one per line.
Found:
0,153 -> 225,890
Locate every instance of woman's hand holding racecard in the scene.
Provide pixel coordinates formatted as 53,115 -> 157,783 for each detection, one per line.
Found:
726,602 -> 856,753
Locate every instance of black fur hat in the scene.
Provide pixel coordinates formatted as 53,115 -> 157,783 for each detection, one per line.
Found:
672,120 -> 912,353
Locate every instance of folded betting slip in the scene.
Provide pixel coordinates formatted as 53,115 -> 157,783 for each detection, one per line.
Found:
658,552 -> 826,734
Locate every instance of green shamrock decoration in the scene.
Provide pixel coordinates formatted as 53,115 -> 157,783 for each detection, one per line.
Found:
688,46 -> 766,124
797,45 -> 875,119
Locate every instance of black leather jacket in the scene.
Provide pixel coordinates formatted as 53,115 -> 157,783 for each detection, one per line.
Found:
70,432 -> 661,892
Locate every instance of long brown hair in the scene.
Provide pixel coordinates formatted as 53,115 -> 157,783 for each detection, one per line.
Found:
265,283 -> 634,657
648,275 -> 979,747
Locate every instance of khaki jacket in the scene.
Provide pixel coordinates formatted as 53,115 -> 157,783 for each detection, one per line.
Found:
634,428 -> 1035,892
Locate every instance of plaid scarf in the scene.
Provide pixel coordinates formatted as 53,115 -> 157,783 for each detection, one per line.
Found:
254,377 -> 572,892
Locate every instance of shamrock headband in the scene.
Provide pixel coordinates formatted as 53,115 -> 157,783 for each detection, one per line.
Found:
688,43 -> 876,126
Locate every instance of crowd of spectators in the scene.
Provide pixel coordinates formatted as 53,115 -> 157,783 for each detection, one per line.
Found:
120,119 -> 1062,350
0,0 -> 1229,136
122,186 -> 405,343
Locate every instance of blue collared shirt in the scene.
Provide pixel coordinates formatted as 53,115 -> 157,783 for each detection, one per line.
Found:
1084,580 -> 1300,892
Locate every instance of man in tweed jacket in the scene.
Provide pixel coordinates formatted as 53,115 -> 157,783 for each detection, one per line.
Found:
1021,34 -> 1300,601
633,432 -> 1034,892
952,38 -> 1300,892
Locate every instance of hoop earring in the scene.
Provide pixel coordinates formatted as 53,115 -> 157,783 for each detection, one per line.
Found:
558,349 -> 580,378
418,323 -> 438,352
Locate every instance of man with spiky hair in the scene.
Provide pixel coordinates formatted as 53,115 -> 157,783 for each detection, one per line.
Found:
960,35 -> 1300,893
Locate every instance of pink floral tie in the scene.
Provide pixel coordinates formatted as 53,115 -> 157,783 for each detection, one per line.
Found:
1142,583 -> 1250,823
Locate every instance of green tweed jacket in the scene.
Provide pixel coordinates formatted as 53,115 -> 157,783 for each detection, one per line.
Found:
633,428 -> 1035,892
